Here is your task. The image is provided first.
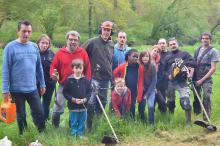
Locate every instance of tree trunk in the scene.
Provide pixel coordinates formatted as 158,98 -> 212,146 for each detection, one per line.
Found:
88,0 -> 93,38
114,0 -> 117,8
129,0 -> 136,11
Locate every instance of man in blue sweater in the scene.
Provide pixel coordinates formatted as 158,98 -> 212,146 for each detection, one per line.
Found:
2,20 -> 46,134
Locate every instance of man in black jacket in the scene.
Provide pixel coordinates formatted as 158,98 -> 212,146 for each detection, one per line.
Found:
164,38 -> 195,124
81,21 -> 114,130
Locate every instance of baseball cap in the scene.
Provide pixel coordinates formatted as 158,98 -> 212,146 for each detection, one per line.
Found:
101,21 -> 113,29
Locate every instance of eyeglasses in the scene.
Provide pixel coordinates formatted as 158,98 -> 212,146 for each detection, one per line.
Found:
119,36 -> 126,39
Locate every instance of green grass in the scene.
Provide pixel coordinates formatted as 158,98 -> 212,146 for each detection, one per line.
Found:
0,45 -> 220,146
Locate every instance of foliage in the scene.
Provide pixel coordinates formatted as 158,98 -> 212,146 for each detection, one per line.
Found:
1,0 -> 220,46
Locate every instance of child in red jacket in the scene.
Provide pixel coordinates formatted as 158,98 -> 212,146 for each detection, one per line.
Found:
112,78 -> 131,118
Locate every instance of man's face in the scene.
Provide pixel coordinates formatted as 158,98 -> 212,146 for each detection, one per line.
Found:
201,35 -> 211,47
101,27 -> 111,40
117,32 -> 127,46
66,34 -> 79,51
169,40 -> 179,51
17,24 -> 32,43
158,39 -> 167,51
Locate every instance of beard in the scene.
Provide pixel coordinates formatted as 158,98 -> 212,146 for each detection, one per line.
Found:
69,45 -> 76,51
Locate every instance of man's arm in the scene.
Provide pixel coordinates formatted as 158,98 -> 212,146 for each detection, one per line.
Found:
50,52 -> 59,81
36,50 -> 46,95
196,61 -> 218,86
2,45 -> 11,101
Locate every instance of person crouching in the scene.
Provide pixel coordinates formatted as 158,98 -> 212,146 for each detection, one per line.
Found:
112,78 -> 131,118
63,59 -> 91,137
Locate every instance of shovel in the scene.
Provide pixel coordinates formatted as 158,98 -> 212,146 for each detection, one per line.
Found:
191,82 -> 217,132
96,94 -> 120,145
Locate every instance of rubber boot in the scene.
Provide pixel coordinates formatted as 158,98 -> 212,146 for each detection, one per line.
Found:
193,96 -> 201,115
52,113 -> 60,128
203,106 -> 211,122
167,101 -> 175,114
185,109 -> 191,125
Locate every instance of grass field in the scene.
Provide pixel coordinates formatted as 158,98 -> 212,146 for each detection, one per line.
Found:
0,45 -> 220,146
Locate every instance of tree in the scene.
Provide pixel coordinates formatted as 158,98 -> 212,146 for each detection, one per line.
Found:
88,0 -> 93,38
39,6 -> 58,39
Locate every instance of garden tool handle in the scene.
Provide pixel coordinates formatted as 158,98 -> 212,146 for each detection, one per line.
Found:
191,82 -> 211,124
96,94 -> 120,144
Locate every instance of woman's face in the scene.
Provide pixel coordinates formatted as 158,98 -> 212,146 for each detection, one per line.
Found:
39,37 -> 50,52
141,54 -> 150,65
151,47 -> 159,58
128,52 -> 139,64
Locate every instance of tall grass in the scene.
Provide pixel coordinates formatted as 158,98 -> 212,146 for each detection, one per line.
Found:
0,45 -> 219,146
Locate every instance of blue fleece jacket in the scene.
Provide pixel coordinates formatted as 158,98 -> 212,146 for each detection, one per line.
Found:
112,43 -> 131,70
2,40 -> 45,93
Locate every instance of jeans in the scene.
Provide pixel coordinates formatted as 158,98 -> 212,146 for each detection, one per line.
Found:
87,79 -> 109,130
138,90 -> 156,124
11,90 -> 45,134
193,80 -> 212,119
155,83 -> 167,113
69,111 -> 87,136
167,81 -> 191,112
88,79 -> 110,114
130,93 -> 137,118
51,85 -> 66,127
38,83 -> 56,120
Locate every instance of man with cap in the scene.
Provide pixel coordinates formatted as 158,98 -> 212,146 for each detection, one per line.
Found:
82,21 -> 114,130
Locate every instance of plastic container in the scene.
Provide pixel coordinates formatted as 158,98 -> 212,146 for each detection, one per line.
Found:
0,99 -> 16,124
29,140 -> 42,146
0,136 -> 12,146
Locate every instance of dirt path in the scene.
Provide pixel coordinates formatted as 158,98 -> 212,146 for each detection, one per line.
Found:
123,123 -> 220,146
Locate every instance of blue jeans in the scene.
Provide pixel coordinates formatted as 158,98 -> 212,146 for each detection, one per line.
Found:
69,111 -> 87,136
11,90 -> 45,134
138,90 -> 156,124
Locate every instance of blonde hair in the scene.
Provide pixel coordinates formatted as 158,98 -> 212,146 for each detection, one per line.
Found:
151,45 -> 161,53
114,78 -> 125,85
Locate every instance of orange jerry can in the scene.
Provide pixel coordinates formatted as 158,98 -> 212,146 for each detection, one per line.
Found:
0,99 -> 16,124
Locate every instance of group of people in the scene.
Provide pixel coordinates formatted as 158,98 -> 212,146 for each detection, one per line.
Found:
2,20 -> 219,138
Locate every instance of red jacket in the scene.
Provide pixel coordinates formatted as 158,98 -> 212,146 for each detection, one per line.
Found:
50,47 -> 91,85
111,88 -> 131,118
113,62 -> 144,103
